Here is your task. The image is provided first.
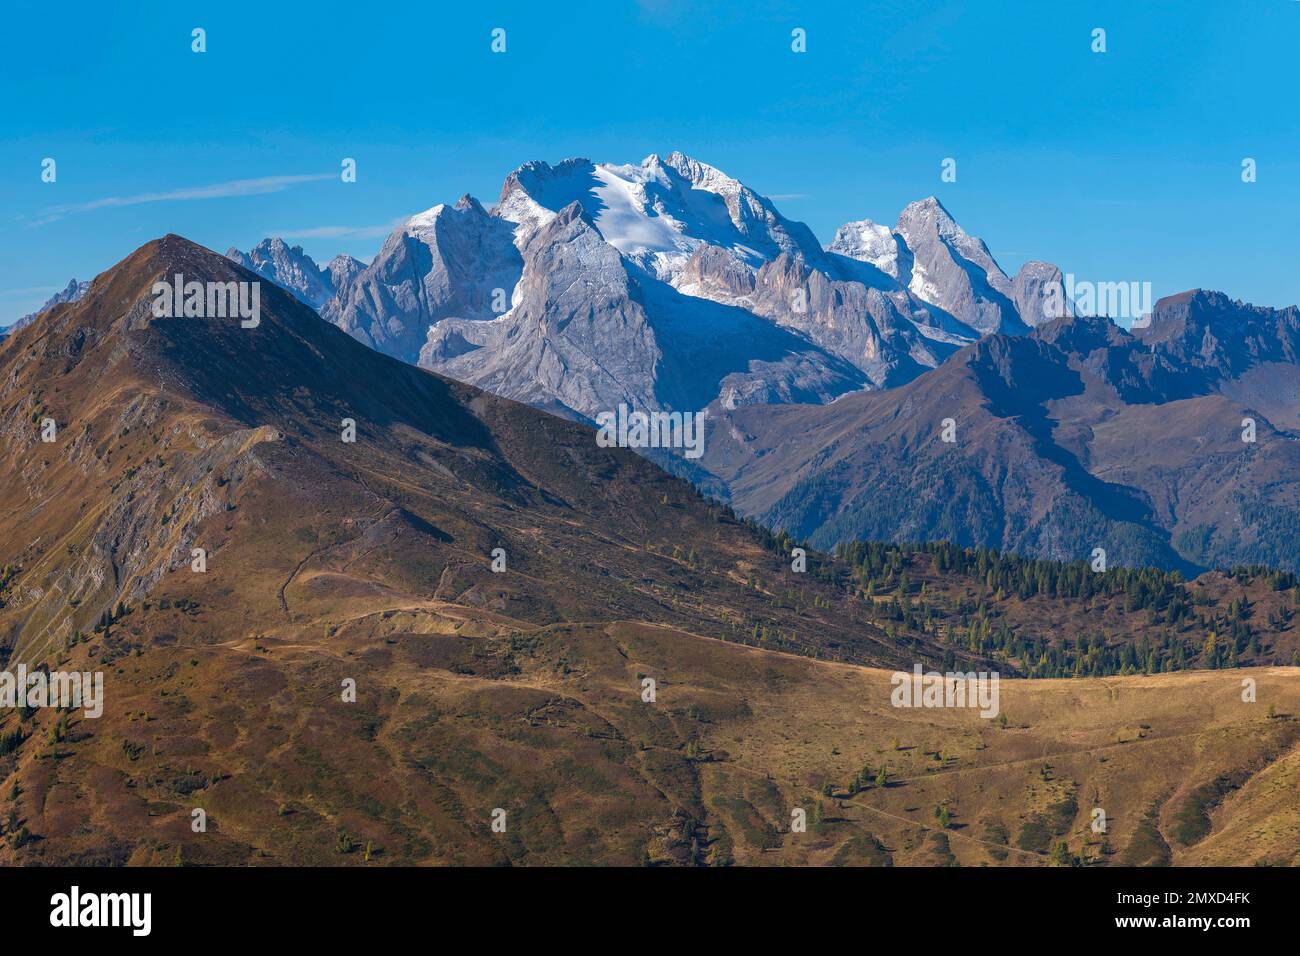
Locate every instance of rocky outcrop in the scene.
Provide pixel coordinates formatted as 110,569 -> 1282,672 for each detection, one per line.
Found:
225,238 -> 335,310
324,196 -> 522,366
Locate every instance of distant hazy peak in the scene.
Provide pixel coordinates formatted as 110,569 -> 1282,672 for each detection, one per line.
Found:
9,277 -> 91,331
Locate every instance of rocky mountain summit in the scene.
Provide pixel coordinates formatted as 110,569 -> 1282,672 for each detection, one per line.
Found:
213,153 -> 1300,572
227,152 -> 1067,423
224,237 -> 356,311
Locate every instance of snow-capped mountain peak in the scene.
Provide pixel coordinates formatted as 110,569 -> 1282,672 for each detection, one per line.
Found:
889,196 -> 1021,334
828,219 -> 913,283
494,157 -> 590,237
219,152 -> 1066,431
406,194 -> 491,237
405,203 -> 448,233
493,151 -> 824,281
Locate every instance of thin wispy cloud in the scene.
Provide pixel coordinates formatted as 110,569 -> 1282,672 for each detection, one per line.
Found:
0,285 -> 62,298
33,173 -> 335,225
272,218 -> 407,241
768,193 -> 809,202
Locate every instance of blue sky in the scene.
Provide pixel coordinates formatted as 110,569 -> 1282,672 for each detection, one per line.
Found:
3,0 -> 1297,324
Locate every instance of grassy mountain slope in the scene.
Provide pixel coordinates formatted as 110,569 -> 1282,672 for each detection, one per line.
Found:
1,613 -> 1295,865
0,235 -> 930,673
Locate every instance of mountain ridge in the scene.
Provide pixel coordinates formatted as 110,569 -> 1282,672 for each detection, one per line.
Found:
51,152 -> 1300,575
704,289 -> 1300,572
0,232 -> 936,672
226,152 -> 1056,423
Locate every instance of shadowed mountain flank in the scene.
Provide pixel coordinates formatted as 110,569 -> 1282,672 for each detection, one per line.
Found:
0,234 -> 951,673
706,292 -> 1300,573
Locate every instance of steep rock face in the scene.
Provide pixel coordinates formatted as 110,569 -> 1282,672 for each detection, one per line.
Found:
420,202 -> 661,417
891,197 -> 1025,335
1033,292 -> 1300,405
220,155 -> 1071,431
225,238 -> 335,310
1012,260 -> 1072,327
674,245 -> 758,304
323,196 -> 523,366
326,253 -> 364,292
421,201 -> 869,421
1133,290 -> 1300,380
827,205 -> 1063,347
746,253 -> 940,388
828,218 -> 913,284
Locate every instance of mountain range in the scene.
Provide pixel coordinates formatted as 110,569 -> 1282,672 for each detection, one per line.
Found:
2,235 -> 962,682
231,153 -> 1061,417
219,152 -> 1298,574
18,152 -> 1297,574
706,296 -> 1300,572
1,235 -> 1296,865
